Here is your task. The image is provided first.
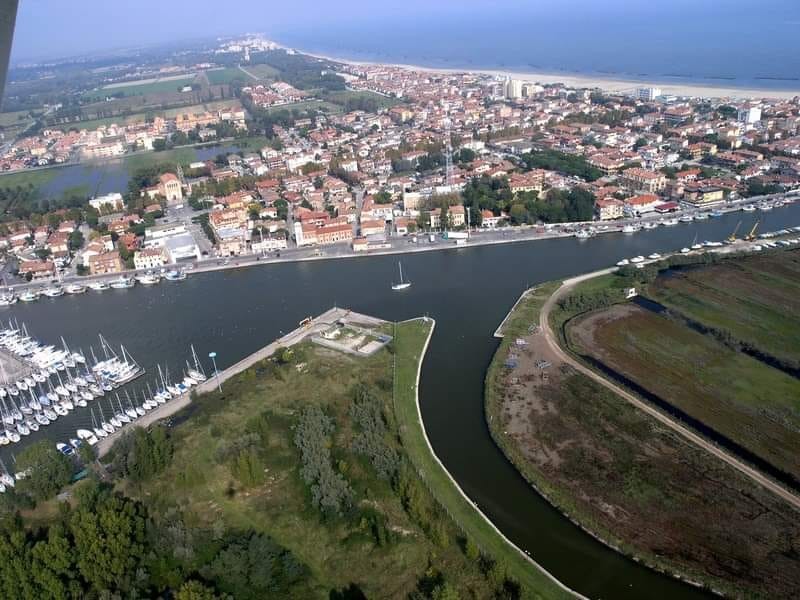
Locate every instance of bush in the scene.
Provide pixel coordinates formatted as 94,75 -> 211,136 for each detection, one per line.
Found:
349,383 -> 400,479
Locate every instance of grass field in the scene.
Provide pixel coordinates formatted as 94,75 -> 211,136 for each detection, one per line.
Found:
569,304 -> 800,482
485,280 -> 800,599
0,110 -> 31,127
241,63 -> 281,80
649,251 -> 800,369
393,318 -> 572,599
83,76 -> 197,101
259,99 -> 343,115
205,67 -> 254,85
121,147 -> 202,172
115,321 -> 519,599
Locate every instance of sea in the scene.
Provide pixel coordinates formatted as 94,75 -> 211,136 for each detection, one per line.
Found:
270,1 -> 800,92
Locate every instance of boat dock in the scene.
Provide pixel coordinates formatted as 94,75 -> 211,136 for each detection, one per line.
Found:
95,307 -> 386,456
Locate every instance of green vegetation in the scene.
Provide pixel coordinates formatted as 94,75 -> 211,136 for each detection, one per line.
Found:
205,67 -> 253,86
241,63 -> 281,80
83,76 -> 197,101
519,149 -> 602,181
485,278 -> 800,599
323,90 -> 401,112
649,250 -> 800,370
393,319 -> 571,599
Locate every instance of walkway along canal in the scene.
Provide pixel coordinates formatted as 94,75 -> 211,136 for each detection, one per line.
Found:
4,204 -> 800,598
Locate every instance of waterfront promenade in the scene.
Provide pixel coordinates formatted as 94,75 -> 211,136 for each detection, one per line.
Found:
96,306 -> 386,456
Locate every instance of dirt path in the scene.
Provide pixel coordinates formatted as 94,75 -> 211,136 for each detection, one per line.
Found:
539,270 -> 800,511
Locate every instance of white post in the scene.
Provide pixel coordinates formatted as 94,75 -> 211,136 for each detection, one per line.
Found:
208,352 -> 221,392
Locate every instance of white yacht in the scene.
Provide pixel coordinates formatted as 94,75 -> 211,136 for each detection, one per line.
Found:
42,286 -> 64,298
88,280 -> 109,291
136,271 -> 160,285
65,283 -> 87,294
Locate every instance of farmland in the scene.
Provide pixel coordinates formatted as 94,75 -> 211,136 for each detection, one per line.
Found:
205,67 -> 255,85
485,279 -> 800,598
240,63 -> 281,80
649,251 -> 800,370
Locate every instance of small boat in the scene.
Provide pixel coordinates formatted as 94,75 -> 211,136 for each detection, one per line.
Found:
661,218 -> 679,226
694,212 -> 709,221
56,442 -> 74,456
19,290 -> 39,302
621,224 -> 638,234
710,210 -> 724,218
164,269 -> 187,281
88,280 -> 109,291
647,253 -> 662,260
136,272 -> 160,285
42,286 -> 64,298
679,215 -> 694,223
680,247 -> 691,254
642,221 -> 658,230
76,429 -> 99,446
742,204 -> 756,212
65,283 -> 87,294
109,276 -> 135,289
0,293 -> 17,306
630,256 -> 645,264
391,262 -> 412,290
574,229 -> 594,239
616,259 -> 630,266
757,202 -> 773,211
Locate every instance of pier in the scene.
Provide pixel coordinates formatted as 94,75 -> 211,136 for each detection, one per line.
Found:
95,307 -> 386,456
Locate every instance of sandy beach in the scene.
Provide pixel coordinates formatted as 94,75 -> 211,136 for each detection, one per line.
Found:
301,49 -> 800,100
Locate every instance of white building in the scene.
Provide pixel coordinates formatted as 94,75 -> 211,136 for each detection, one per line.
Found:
636,87 -> 662,102
738,106 -> 762,125
89,192 -> 124,212
504,78 -> 523,100
133,247 -> 167,270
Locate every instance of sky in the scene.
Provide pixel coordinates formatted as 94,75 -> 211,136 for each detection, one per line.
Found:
10,0 -> 800,64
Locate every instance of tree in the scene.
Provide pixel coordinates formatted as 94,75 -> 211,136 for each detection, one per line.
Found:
69,493 -> 148,593
16,440 -> 73,502
176,580 -> 219,600
68,230 -> 84,252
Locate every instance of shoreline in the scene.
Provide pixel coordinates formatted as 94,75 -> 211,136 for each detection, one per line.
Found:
297,47 -> 800,99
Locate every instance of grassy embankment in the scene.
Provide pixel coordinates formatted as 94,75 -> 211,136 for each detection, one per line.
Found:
393,318 -> 572,600
485,274 -> 800,599
109,320 -> 563,598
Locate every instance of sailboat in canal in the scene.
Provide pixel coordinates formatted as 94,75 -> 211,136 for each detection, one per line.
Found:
391,262 -> 411,291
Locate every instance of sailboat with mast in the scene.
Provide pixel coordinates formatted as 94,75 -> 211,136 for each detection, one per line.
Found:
391,262 -> 412,290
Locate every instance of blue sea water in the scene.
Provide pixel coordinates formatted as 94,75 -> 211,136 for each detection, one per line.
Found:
272,1 -> 800,91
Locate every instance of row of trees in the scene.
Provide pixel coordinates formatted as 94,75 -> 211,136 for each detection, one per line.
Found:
519,149 -> 603,181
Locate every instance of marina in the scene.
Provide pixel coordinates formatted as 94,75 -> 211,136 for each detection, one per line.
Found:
1,202 -> 799,598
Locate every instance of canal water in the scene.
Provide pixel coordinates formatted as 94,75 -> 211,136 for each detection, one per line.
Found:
32,142 -> 248,199
3,202 -> 800,599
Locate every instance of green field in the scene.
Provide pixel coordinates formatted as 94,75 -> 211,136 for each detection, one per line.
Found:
649,251 -> 800,369
569,303 -> 800,482
205,67 -> 254,85
121,146 -> 202,172
0,110 -> 31,127
0,167 -> 60,189
393,319 -> 572,599
241,63 -> 281,80
83,76 -> 197,101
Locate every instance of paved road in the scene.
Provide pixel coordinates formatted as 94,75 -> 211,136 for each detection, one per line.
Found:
539,270 -> 800,511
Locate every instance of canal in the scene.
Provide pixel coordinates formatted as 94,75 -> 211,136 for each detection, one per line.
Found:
3,202 -> 800,599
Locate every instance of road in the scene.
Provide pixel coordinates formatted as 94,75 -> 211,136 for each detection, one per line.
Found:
538,269 -> 800,511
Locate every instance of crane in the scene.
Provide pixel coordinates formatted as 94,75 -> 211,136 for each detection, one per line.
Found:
745,220 -> 760,242
727,220 -> 742,243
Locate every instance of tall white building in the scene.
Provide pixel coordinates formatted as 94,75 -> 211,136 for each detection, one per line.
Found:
738,105 -> 762,124
636,87 -> 662,102
504,78 -> 523,100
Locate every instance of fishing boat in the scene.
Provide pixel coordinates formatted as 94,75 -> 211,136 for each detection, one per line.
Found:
42,285 -> 64,298
136,271 -> 160,285
65,283 -> 87,294
164,269 -> 187,282
88,280 -> 109,291
109,276 -> 135,289
391,262 -> 412,290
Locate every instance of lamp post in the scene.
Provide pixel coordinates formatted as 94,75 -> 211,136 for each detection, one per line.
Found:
208,351 -> 221,392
